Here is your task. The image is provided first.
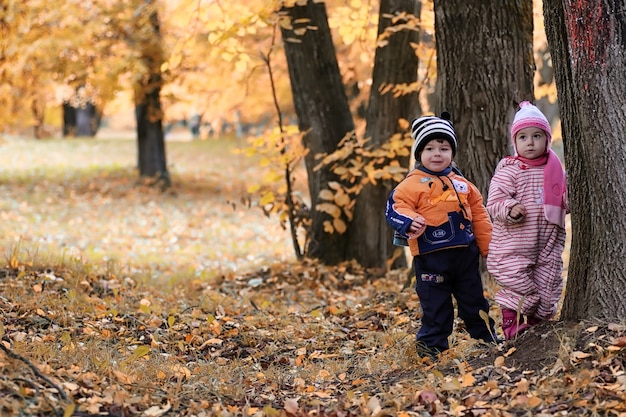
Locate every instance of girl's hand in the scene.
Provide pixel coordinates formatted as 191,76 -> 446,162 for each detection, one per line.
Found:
509,203 -> 525,220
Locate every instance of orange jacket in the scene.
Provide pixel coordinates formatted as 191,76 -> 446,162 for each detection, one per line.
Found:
385,166 -> 492,256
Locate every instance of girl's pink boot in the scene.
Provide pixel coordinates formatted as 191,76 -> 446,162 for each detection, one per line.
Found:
501,308 -> 530,340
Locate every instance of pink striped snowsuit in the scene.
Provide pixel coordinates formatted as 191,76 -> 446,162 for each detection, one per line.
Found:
486,158 -> 566,320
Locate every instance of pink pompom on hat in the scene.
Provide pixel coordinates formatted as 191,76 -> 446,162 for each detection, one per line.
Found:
510,101 -> 552,148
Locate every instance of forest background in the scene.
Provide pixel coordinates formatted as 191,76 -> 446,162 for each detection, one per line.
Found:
1,0 -> 626,417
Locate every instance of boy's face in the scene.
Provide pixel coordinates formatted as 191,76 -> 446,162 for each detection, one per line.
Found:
514,127 -> 547,159
420,138 -> 453,172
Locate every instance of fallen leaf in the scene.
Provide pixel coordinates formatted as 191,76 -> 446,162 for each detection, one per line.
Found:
461,373 -> 475,387
418,390 -> 438,405
612,336 -> 626,347
504,347 -> 517,357
440,378 -> 461,391
144,403 -> 171,417
284,398 -> 299,415
367,396 -> 381,415
112,370 -> 134,384
62,382 -> 80,392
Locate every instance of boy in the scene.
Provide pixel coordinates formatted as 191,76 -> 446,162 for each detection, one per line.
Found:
385,112 -> 497,357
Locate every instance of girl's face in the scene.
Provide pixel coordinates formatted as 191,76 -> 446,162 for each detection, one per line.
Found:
515,127 -> 548,159
420,138 -> 453,172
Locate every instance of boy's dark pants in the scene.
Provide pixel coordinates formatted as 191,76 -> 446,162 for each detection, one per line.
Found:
414,242 -> 496,351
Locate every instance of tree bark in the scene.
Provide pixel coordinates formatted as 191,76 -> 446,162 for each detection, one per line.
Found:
136,75 -> 168,182
346,0 -> 421,269
62,101 -> 77,137
134,2 -> 170,188
544,0 -> 626,320
280,1 -> 354,264
434,0 -> 534,197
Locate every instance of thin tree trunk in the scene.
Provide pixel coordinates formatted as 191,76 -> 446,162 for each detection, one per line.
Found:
136,76 -> 168,181
134,2 -> 170,188
63,101 -> 77,137
280,0 -> 354,264
544,0 -> 626,320
347,0 -> 421,269
434,0 -> 534,197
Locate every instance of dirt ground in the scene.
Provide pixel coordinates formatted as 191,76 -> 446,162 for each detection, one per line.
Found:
472,320 -> 579,371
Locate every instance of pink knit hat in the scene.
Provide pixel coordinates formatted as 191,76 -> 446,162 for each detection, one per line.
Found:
510,101 -> 552,145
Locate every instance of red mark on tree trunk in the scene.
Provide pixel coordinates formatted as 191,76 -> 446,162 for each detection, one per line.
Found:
566,0 -> 610,69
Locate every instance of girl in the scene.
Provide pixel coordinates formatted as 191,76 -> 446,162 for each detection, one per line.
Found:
486,101 -> 568,340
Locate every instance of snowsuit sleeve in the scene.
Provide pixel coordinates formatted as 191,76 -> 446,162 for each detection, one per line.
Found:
487,159 -> 523,224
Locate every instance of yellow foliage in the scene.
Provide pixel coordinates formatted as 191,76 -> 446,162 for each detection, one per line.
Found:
333,218 -> 348,234
316,203 -> 342,219
319,189 -> 335,201
260,192 -> 276,206
327,181 -> 342,191
334,192 -> 351,207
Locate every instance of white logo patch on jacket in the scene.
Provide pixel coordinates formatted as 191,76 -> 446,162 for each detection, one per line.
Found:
452,179 -> 468,193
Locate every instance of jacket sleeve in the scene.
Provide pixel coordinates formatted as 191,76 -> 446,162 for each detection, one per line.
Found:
467,182 -> 492,257
486,161 -> 521,223
385,185 -> 418,237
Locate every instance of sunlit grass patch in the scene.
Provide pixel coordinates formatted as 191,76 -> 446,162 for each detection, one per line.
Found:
0,136 -> 295,279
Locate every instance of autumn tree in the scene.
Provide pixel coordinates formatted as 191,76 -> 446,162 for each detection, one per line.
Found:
279,1 -> 355,264
345,0 -> 421,269
0,3 -> 71,138
433,0 -> 535,197
133,1 -> 169,186
543,0 -> 626,320
279,0 -> 426,267
0,1 -> 170,185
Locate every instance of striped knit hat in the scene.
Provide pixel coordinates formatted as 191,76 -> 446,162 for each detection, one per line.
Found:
410,111 -> 457,158
510,101 -> 552,146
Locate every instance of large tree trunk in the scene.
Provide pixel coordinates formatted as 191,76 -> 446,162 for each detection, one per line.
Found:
434,0 -> 534,197
134,2 -> 170,188
346,0 -> 421,269
544,0 -> 626,320
280,1 -> 354,264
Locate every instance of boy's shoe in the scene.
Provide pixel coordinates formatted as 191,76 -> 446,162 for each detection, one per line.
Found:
487,336 -> 505,344
415,341 -> 442,359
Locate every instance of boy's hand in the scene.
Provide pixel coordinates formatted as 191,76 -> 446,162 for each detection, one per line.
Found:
509,204 -> 525,220
407,214 -> 427,238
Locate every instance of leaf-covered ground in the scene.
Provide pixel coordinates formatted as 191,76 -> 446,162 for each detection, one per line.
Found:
0,136 -> 625,416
